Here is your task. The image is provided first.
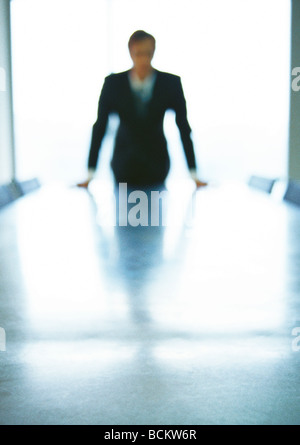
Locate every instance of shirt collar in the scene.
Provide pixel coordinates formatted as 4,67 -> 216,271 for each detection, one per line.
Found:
129,69 -> 156,89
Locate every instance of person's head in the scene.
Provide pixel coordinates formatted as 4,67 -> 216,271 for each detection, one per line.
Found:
128,30 -> 156,78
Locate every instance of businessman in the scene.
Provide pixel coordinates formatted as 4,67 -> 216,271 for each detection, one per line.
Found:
78,30 -> 207,189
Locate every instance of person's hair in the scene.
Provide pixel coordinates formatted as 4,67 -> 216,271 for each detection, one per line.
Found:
128,30 -> 156,50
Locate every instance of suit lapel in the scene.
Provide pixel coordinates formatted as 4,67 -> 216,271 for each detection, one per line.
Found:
119,70 -> 136,117
148,69 -> 159,100
147,70 -> 163,119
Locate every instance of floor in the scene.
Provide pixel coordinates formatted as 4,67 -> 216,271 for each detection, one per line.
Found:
0,178 -> 300,425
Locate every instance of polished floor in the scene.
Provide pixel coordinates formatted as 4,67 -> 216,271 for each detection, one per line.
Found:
0,178 -> 300,425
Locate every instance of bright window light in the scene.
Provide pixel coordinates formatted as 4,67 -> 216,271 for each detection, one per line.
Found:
10,0 -> 291,184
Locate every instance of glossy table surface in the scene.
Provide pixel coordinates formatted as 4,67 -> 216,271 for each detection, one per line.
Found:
0,179 -> 300,425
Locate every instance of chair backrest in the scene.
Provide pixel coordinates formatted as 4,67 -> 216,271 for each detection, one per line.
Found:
0,182 -> 23,209
7,181 -> 23,200
283,181 -> 300,207
0,178 -> 40,210
248,175 -> 277,194
0,185 -> 13,209
15,178 -> 40,195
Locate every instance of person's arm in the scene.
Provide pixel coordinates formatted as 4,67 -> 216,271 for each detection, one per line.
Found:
173,77 -> 207,187
78,76 -> 112,188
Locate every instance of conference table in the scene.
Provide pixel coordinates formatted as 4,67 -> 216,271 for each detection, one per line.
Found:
0,178 -> 300,425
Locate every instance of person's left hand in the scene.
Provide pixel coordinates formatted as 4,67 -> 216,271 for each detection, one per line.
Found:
194,178 -> 208,188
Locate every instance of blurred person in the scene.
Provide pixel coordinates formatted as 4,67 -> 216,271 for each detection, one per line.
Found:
78,30 -> 207,189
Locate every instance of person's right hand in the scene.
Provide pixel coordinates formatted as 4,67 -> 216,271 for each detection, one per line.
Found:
76,179 -> 91,189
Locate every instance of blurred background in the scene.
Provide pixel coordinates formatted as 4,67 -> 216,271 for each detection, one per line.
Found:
8,0 -> 291,185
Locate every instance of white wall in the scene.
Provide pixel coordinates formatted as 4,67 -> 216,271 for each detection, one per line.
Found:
0,0 -> 15,183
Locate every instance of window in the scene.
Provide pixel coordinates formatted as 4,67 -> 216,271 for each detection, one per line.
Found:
11,0 -> 291,183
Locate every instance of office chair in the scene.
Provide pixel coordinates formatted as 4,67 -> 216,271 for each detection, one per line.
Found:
283,180 -> 300,207
248,175 -> 277,194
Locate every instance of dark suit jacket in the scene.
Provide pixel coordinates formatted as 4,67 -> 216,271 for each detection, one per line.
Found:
88,69 -> 197,186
